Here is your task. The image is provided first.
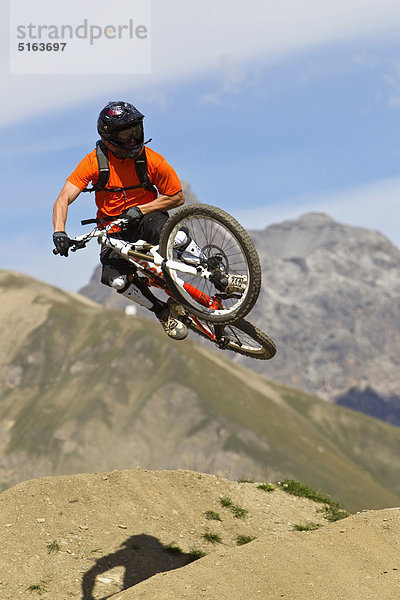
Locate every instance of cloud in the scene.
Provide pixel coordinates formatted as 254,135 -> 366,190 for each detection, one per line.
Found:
200,60 -> 263,105
354,55 -> 400,111
234,176 -> 400,249
383,63 -> 400,109
201,61 -> 246,105
351,53 -> 379,69
2,0 -> 400,126
6,135 -> 89,158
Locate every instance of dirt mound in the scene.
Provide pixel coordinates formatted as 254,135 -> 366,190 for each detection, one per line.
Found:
0,469 -> 398,599
124,508 -> 400,600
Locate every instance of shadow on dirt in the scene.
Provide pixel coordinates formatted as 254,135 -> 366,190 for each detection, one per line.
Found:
81,533 -> 198,599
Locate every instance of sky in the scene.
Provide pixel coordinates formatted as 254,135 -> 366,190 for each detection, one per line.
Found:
1,0 -> 400,291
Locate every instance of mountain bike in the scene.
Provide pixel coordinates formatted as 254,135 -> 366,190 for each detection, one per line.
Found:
55,203 -> 276,360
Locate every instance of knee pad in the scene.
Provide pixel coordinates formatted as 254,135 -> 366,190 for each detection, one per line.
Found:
109,274 -> 128,290
119,282 -> 154,309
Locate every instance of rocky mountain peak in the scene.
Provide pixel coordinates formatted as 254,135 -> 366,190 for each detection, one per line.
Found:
247,215 -> 400,412
254,212 -> 395,261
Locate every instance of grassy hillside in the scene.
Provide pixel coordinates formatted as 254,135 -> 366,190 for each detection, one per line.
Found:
1,270 -> 400,512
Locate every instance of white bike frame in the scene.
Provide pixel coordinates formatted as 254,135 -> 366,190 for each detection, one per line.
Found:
73,219 -> 214,278
70,220 -> 222,310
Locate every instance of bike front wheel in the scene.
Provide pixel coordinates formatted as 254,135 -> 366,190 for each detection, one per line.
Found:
159,204 -> 262,324
188,317 -> 276,360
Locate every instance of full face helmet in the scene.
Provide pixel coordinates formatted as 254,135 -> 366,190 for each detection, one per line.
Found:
97,101 -> 145,159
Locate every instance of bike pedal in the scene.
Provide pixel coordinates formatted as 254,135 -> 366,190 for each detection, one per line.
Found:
167,298 -> 187,317
225,274 -> 247,294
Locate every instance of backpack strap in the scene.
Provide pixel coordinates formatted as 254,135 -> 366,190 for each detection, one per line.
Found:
134,148 -> 158,194
82,141 -> 111,193
95,140 -> 111,190
81,142 -> 158,195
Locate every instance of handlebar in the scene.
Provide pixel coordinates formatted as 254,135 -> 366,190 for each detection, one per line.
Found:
80,212 -> 127,226
53,243 -> 84,255
53,237 -> 89,255
53,214 -> 129,255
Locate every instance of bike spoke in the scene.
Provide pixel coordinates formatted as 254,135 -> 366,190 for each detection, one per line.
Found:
159,204 -> 262,323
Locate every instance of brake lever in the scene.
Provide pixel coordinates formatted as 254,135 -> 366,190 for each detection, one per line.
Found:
71,241 -> 87,251
53,240 -> 87,255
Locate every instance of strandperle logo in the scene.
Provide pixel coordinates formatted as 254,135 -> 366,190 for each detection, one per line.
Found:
16,19 -> 148,46
10,0 -> 151,75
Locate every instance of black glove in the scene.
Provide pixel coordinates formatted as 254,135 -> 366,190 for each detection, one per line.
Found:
53,231 -> 71,257
122,206 -> 143,225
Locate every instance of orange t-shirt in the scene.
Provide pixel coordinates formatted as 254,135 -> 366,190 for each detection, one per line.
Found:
67,146 -> 182,220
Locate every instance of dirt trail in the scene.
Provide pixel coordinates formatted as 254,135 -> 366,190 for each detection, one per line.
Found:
0,468 -> 398,600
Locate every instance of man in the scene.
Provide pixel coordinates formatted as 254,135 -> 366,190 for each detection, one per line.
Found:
52,100 -> 189,340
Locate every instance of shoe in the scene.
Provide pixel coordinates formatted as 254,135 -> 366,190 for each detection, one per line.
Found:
210,270 -> 248,294
224,274 -> 248,294
173,227 -> 204,266
155,306 -> 188,341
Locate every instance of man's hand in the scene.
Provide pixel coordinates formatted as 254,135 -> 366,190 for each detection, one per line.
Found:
53,231 -> 71,257
122,206 -> 143,224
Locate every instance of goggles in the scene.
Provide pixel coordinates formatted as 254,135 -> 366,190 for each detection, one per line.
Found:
113,123 -> 144,146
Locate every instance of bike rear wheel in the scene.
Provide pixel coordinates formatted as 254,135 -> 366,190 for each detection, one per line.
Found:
188,317 -> 276,360
159,204 -> 262,324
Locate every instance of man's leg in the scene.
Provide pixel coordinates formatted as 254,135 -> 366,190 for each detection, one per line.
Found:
100,247 -> 162,308
136,211 -> 169,245
138,211 -> 203,263
100,244 -> 188,340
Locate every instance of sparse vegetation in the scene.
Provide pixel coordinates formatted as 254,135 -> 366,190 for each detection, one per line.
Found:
202,531 -> 223,544
188,547 -> 207,560
219,495 -> 233,508
219,496 -> 248,519
163,543 -> 184,555
277,480 -> 349,522
293,523 -> 322,532
236,534 -> 256,545
277,479 -> 332,502
238,478 -> 255,483
319,504 -> 350,522
28,580 -> 48,595
257,483 -> 275,492
46,540 -> 60,553
230,505 -> 248,519
205,510 -> 221,521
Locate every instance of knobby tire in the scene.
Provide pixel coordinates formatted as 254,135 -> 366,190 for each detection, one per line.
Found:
188,317 -> 276,360
159,204 -> 262,324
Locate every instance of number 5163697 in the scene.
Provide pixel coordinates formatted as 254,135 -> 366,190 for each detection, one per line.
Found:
18,42 -> 67,51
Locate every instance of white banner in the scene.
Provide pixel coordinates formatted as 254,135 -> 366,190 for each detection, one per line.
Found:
10,0 -> 151,74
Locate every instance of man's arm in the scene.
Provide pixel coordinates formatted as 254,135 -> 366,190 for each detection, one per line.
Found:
52,180 -> 82,232
138,190 -> 185,215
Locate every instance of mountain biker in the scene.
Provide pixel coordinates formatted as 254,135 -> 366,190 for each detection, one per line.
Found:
52,100 -> 190,340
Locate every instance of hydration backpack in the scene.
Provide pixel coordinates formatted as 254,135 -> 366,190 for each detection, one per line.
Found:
82,141 -> 157,195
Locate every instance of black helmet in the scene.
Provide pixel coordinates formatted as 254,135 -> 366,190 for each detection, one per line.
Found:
97,101 -> 145,158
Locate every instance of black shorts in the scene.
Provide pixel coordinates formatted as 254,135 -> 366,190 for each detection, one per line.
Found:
100,211 -> 169,286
